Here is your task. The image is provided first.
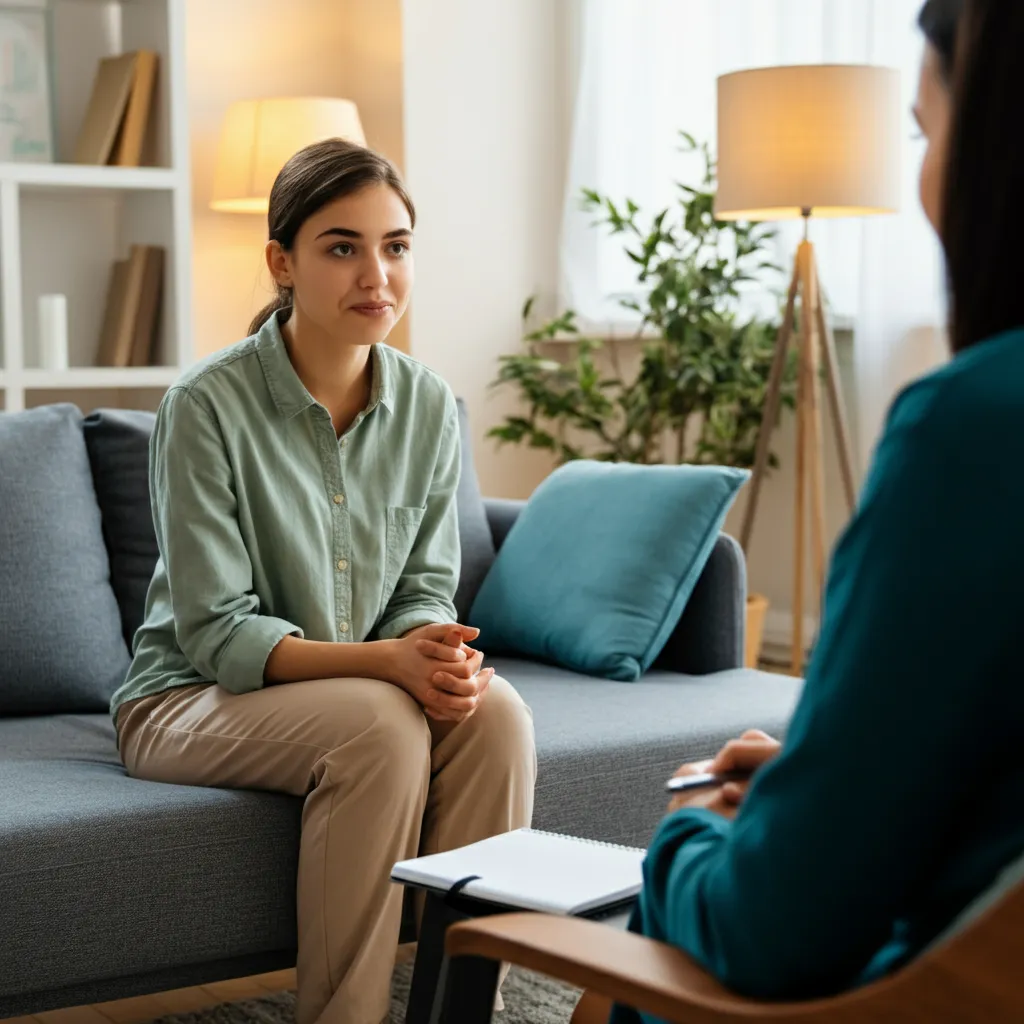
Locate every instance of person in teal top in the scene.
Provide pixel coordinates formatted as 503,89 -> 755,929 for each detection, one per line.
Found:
612,0 -> 1024,1017
113,142 -> 536,1024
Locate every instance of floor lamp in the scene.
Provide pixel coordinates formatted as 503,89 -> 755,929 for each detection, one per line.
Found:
714,65 -> 902,673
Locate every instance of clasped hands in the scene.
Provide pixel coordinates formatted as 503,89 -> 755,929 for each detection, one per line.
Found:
387,623 -> 493,723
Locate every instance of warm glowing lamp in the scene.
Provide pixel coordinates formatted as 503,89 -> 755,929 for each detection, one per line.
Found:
715,65 -> 901,671
210,97 -> 366,214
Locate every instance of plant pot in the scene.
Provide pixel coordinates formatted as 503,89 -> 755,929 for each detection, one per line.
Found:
745,592 -> 770,668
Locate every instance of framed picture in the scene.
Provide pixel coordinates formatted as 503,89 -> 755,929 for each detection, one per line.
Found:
0,0 -> 54,162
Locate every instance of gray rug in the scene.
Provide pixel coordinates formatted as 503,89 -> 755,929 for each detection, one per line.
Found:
148,962 -> 582,1024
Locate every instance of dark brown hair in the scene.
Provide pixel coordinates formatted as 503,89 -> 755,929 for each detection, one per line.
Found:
248,139 -> 415,336
922,0 -> 1024,352
918,0 -> 962,80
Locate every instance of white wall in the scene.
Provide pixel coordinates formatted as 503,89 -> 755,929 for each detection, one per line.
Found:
186,0 -> 407,359
402,0 -> 567,499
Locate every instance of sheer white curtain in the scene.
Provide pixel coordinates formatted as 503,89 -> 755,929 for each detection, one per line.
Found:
560,0 -> 948,469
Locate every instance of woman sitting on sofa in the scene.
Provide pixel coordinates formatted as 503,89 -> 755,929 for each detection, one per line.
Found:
110,141 -> 536,1024
613,0 -> 1024,1017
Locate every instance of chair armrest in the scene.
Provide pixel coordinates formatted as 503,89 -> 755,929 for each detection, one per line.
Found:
445,913 -> 775,1024
484,497 -> 526,551
656,534 -> 746,675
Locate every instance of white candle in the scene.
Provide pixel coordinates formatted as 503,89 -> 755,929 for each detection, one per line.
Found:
38,294 -> 68,370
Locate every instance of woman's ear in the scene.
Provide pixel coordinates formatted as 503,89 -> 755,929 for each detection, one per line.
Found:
265,240 -> 293,288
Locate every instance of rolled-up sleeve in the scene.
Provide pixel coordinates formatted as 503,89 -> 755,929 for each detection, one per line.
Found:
374,392 -> 461,639
152,387 -> 303,693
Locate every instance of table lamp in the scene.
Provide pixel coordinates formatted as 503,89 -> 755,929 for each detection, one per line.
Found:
210,97 -> 366,214
715,64 -> 901,672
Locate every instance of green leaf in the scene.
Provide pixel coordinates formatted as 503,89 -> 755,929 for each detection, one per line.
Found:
491,131 -> 795,474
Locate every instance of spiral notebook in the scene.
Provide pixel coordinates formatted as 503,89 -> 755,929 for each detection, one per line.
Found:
391,828 -> 646,916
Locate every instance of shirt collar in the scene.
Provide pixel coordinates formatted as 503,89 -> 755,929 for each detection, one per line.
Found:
256,310 -> 393,419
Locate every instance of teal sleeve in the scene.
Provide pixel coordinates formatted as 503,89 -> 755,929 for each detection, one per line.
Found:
153,388 -> 304,693
374,390 -> 462,640
634,374 -> 1016,999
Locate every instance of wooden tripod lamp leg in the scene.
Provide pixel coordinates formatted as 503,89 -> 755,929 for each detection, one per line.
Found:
739,255 -> 800,553
792,242 -> 811,675
815,270 -> 858,514
804,243 -> 827,599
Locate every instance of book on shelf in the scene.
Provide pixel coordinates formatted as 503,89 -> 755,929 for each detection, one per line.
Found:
130,244 -> 164,366
114,51 -> 159,167
95,245 -> 164,368
74,50 -> 159,166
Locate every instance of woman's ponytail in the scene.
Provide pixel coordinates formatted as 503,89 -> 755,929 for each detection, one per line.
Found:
248,284 -> 292,337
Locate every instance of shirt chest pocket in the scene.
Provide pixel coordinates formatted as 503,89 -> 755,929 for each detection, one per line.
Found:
379,505 -> 426,615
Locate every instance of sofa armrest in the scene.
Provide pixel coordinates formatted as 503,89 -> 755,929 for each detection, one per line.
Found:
484,497 -> 526,551
655,533 -> 747,675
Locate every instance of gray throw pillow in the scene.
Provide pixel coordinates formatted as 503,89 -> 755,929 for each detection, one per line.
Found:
453,398 -> 497,621
83,409 -> 159,648
0,404 -> 131,714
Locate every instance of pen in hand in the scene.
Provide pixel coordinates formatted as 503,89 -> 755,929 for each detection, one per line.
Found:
665,769 -> 752,793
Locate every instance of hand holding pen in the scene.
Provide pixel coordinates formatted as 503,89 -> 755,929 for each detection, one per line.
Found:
665,730 -> 782,817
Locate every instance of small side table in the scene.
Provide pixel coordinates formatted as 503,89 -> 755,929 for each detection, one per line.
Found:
403,886 -> 634,1024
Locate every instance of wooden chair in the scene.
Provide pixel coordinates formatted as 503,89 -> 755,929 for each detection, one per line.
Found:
441,856 -> 1024,1023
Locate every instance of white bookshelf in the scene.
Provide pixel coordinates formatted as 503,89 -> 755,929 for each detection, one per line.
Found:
0,0 -> 192,415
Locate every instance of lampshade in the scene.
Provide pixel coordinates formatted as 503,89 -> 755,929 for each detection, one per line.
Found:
715,65 -> 901,222
210,97 -> 366,214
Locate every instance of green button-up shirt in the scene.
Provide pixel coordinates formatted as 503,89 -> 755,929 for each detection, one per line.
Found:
110,313 -> 461,721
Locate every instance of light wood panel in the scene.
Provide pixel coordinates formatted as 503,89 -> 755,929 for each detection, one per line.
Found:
0,970 -> 297,1024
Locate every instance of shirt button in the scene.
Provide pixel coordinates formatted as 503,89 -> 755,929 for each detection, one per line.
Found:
333,493 -> 345,505
340,438 -> 348,449
337,559 -> 348,571
339,621 -> 350,634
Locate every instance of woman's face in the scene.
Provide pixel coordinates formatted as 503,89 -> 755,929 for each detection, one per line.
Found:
268,184 -> 414,345
914,42 -> 953,234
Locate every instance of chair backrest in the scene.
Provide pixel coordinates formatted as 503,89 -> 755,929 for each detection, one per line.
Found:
896,849 -> 1024,1021
926,843 -> 1024,954
760,853 -> 1024,1022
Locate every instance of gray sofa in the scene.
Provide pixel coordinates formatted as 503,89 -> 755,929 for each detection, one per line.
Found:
0,402 -> 802,1017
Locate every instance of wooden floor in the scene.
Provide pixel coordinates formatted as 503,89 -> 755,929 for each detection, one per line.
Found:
0,969 -> 297,1024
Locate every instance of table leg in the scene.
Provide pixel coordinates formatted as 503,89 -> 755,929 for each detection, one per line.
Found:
405,892 -> 461,1024
405,892 -> 450,1024
441,954 -> 501,1024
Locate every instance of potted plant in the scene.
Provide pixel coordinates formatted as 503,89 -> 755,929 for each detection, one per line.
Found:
488,134 -> 795,667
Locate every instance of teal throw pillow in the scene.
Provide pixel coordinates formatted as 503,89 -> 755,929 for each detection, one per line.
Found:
469,460 -> 749,681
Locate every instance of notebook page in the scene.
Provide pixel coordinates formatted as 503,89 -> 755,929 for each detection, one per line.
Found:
391,828 -> 646,915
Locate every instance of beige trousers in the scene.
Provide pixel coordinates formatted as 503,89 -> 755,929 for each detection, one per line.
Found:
117,675 -> 536,1024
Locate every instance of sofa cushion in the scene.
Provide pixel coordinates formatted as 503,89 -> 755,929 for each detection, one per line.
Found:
0,405 -> 130,714
453,398 -> 496,620
470,461 -> 749,681
0,667 -> 801,995
0,714 -> 301,1000
83,409 -> 159,648
499,658 -> 803,848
